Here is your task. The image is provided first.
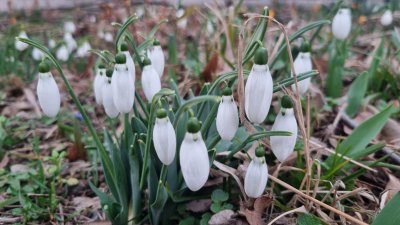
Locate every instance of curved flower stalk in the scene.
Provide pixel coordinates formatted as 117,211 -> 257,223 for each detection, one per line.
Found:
141,57 -> 161,101
102,68 -> 119,118
380,10 -> 393,26
180,117 -> 210,191
64,32 -> 77,53
292,41 -> 312,95
64,21 -> 76,33
216,87 -> 239,141
56,45 -> 69,62
32,48 -> 44,61
94,64 -> 106,105
244,147 -> 268,198
147,39 -> 165,78
76,41 -> 91,58
270,95 -> 298,162
332,8 -> 351,40
153,108 -> 176,165
36,61 -> 61,117
15,31 -> 29,51
111,53 -> 135,113
245,46 -> 273,124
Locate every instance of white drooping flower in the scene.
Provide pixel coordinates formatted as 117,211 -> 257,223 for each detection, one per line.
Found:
64,21 -> 76,33
36,61 -> 61,117
15,31 -> 29,51
153,108 -> 176,165
102,69 -> 119,118
48,39 -> 56,49
76,41 -> 91,58
380,10 -> 393,26
32,48 -> 44,61
64,32 -> 77,53
56,45 -> 69,62
291,41 -> 312,95
176,8 -> 187,29
180,117 -> 210,191
270,95 -> 298,162
111,53 -> 135,113
244,147 -> 268,198
120,43 -> 136,90
216,87 -> 239,141
94,65 -> 106,105
104,32 -> 113,43
245,47 -> 273,124
141,58 -> 161,101
332,8 -> 352,40
147,40 -> 164,78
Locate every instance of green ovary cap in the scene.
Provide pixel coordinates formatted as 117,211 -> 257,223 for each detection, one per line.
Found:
38,60 -> 51,73
299,40 -> 311,53
253,47 -> 268,65
121,42 -> 128,51
106,68 -> 113,77
156,108 -> 167,118
186,117 -> 201,133
143,57 -> 151,66
115,53 -> 126,64
255,147 -> 265,157
153,39 -> 160,46
222,86 -> 232,96
281,95 -> 293,109
98,63 -> 105,69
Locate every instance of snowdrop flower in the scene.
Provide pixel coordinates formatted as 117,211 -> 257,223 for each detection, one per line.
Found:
270,95 -> 298,162
111,53 -> 135,113
207,21 -> 214,34
244,147 -> 268,198
120,43 -> 136,83
64,32 -> 77,53
147,39 -> 164,78
48,39 -> 56,49
36,61 -> 60,117
153,108 -> 176,165
245,47 -> 273,124
292,41 -> 312,95
32,48 -> 43,61
76,41 -> 91,58
381,10 -> 393,26
102,69 -> 119,118
141,57 -> 161,101
15,31 -> 29,51
104,32 -> 113,43
216,87 -> 239,141
94,64 -> 106,105
56,45 -> 69,62
64,21 -> 76,33
180,117 -> 210,191
332,8 -> 351,40
176,7 -> 187,29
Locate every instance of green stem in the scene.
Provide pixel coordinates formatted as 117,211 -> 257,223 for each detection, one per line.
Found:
139,106 -> 156,190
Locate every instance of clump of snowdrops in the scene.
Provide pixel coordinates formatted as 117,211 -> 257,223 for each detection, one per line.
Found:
17,7 -> 320,224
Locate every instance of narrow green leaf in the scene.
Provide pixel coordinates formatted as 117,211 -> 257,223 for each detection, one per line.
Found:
115,15 -> 139,52
372,192 -> 400,225
346,71 -> 369,117
369,39 -> 385,91
297,213 -> 326,225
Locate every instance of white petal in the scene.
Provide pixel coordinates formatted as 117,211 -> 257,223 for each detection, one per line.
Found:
123,51 -> 136,99
56,46 -> 69,61
244,156 -> 268,198
332,8 -> 352,40
245,64 -> 273,124
64,33 -> 77,53
104,32 -> 113,42
270,108 -> 298,162
15,31 -> 29,51
292,52 -> 312,95
141,65 -> 161,101
147,46 -> 165,78
32,48 -> 43,61
37,72 -> 60,117
216,95 -> 239,141
112,64 -> 135,113
48,39 -> 56,48
381,10 -> 393,26
179,132 -> 210,191
64,21 -> 76,33
153,117 -> 176,165
102,80 -> 119,118
76,41 -> 91,58
94,68 -> 105,105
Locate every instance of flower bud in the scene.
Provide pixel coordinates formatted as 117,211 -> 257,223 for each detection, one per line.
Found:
244,147 -> 268,198
291,46 -> 312,95
76,41 -> 91,58
32,48 -> 44,61
64,33 -> 77,53
153,109 -> 176,165
216,87 -> 239,141
380,10 -> 393,26
141,58 -> 161,101
94,65 -> 106,105
56,45 -> 69,62
147,40 -> 165,78
64,21 -> 76,34
37,61 -> 61,117
332,8 -> 352,40
15,31 -> 29,51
